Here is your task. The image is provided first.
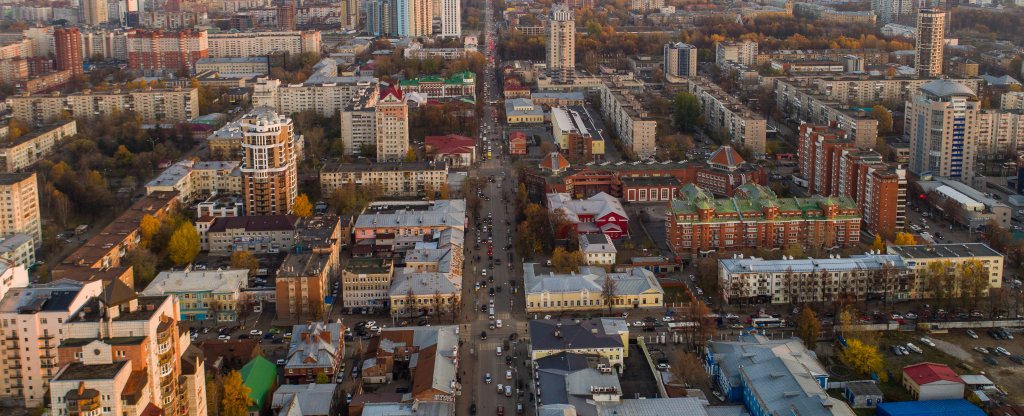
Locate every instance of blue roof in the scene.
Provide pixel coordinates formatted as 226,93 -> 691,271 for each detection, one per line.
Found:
876,400 -> 985,416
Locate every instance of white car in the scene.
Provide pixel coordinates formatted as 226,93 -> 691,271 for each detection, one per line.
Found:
506,370 -> 513,380
662,316 -> 673,322
919,337 -> 936,347
995,346 -> 1012,356
496,319 -> 503,328
250,329 -> 263,336
218,334 -> 230,340
633,321 -> 644,327
366,321 -> 377,327
485,373 -> 492,383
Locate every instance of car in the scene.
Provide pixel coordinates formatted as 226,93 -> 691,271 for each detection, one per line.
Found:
975,346 -> 990,354
496,319 -> 503,328
633,321 -> 644,327
689,274 -> 696,281
496,405 -> 504,416
470,403 -> 477,415
366,321 -> 377,327
505,385 -> 512,397
485,373 -> 492,383
497,384 -> 504,394
481,331 -> 488,340
906,343 -> 922,354
904,312 -> 918,319
369,325 -> 379,332
995,346 -> 1012,356
657,362 -> 670,370
984,356 -> 999,366
662,316 -> 673,322
218,334 -> 230,340
276,359 -> 286,366
1011,356 -> 1024,365
919,337 -> 936,347
250,329 -> 263,336
346,393 -> 352,403
517,403 -> 524,415
506,370 -> 513,380
966,329 -> 978,339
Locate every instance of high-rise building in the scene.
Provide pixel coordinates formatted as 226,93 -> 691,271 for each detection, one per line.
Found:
126,29 -> 209,72
0,280 -> 104,407
906,80 -> 979,181
797,124 -> 855,196
54,28 -> 83,76
837,149 -> 907,237
241,108 -> 299,216
366,0 -> 430,37
440,0 -> 460,37
277,1 -> 297,30
375,86 -> 410,162
0,173 -> 41,247
715,40 -> 758,67
915,9 -> 945,78
871,0 -> 913,24
366,0 -> 395,36
341,0 -> 360,29
546,4 -> 575,84
663,42 -> 697,79
81,0 -> 109,26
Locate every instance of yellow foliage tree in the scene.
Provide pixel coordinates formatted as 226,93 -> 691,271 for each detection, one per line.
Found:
221,370 -> 252,416
167,221 -> 200,266
871,235 -> 886,252
551,247 -> 584,273
839,338 -> 887,381
139,214 -> 161,248
893,232 -> 917,245
292,193 -> 313,218
230,251 -> 260,278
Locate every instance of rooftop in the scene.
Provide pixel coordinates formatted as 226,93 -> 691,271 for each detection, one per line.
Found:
53,361 -> 129,381
322,160 -> 446,172
207,214 -> 298,233
875,399 -> 985,416
0,279 -> 92,314
523,263 -> 662,297
886,243 -> 1002,260
920,80 -> 977,99
196,57 -> 269,64
354,200 -> 466,231
529,318 -> 629,352
277,252 -> 331,278
903,362 -> 963,385
720,254 -> 906,275
271,384 -> 338,415
0,120 -> 75,148
0,172 -> 35,185
141,269 -> 248,295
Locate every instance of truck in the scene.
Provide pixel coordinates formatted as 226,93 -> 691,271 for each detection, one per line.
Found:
75,224 -> 89,235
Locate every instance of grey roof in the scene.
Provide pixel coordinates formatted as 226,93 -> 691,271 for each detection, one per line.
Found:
529,318 -> 627,352
141,269 -> 248,296
579,233 -> 616,254
506,98 -> 543,117
523,264 -> 663,297
719,254 -> 905,275
378,326 -> 459,395
887,243 -> 1002,260
535,352 -> 621,416
596,397 -> 710,416
197,57 -> 269,64
920,80 -> 976,98
388,271 -> 458,296
547,192 -> 627,224
355,200 -> 466,231
0,279 -> 91,314
845,380 -> 882,396
271,383 -> 338,415
361,402 -> 454,416
982,74 -> 1021,86
285,322 -> 342,370
0,233 -> 33,253
540,405 -> 579,416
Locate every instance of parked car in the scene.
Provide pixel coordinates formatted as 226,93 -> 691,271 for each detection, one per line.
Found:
919,337 -> 935,347
485,373 -> 492,384
966,329 -> 978,339
905,343 -> 922,354
975,347 -> 990,354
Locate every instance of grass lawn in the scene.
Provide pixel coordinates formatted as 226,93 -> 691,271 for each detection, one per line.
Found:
866,331 -> 962,402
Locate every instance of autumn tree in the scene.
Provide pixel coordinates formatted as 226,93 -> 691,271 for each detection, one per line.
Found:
957,259 -> 989,308
669,351 -> 711,390
139,214 -> 161,248
231,251 -> 260,278
439,182 -> 450,199
221,370 -> 252,416
839,339 -> 887,381
923,260 -> 954,307
167,221 -> 200,266
601,276 -> 618,314
292,193 -> 313,218
551,247 -> 584,273
838,305 -> 856,335
871,235 -> 886,252
125,249 -> 158,290
315,372 -> 330,384
893,232 -> 916,245
796,306 -> 821,350
871,105 -> 893,134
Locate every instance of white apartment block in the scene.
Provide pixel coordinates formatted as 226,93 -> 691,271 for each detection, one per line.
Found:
718,254 -> 910,304
320,161 -> 449,198
375,87 -> 410,162
0,120 -> 76,173
0,234 -> 35,270
0,173 -> 41,247
194,57 -> 269,76
341,258 -> 394,312
715,40 -> 757,67
687,76 -> 767,154
341,108 -> 377,155
440,0 -> 461,37
598,78 -> 657,159
10,87 -> 199,126
1002,91 -> 1024,111
81,29 -> 128,61
145,159 -> 242,203
0,279 -> 104,407
888,243 -> 1005,296
251,65 -> 377,117
207,30 -> 321,58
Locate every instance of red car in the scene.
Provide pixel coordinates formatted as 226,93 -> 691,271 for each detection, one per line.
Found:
497,405 -> 504,416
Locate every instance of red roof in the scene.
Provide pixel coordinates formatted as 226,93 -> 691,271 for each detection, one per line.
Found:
424,134 -> 476,155
708,145 -> 745,167
539,152 -> 570,172
381,85 -> 403,100
903,362 -> 963,385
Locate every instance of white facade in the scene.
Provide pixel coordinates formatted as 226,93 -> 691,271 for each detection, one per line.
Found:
207,30 -> 321,58
546,4 -> 575,84
915,9 -> 945,78
440,0 -> 461,37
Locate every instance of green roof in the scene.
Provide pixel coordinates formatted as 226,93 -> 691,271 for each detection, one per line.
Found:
667,183 -> 860,222
240,356 -> 277,409
399,70 -> 476,86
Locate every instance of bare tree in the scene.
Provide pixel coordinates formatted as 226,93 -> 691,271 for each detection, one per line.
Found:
602,277 -> 618,314
669,350 -> 711,391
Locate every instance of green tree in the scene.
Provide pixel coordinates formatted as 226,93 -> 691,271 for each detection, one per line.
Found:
230,251 -> 260,278
315,372 -> 330,384
293,193 -> 313,218
796,305 -> 821,350
871,105 -> 893,134
221,370 -> 252,416
839,339 -> 887,381
167,221 -> 200,266
673,92 -> 701,132
125,249 -> 158,290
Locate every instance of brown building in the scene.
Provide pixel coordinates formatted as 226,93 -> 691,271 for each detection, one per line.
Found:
565,132 -> 593,163
665,183 -> 861,259
509,131 -> 527,155
197,339 -> 263,372
797,124 -> 856,196
54,28 -> 83,76
15,69 -> 73,94
240,108 -> 298,216
0,173 -> 41,247
837,150 -> 907,238
126,29 -> 209,72
275,252 -> 334,322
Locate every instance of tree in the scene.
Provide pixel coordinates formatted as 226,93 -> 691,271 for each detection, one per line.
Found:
871,105 -> 893,134
231,251 -> 260,278
125,249 -> 158,290
838,338 -> 887,381
871,235 -> 886,252
923,260 -> 953,306
957,259 -> 988,308
601,276 -> 618,314
795,305 -> 821,350
167,221 -> 200,266
673,92 -> 701,132
405,148 -> 418,162
669,351 -> 710,390
221,370 -> 252,416
6,118 -> 29,139
439,182 -> 450,199
315,372 -> 330,384
139,214 -> 161,248
893,232 -> 916,245
551,247 -> 584,273
838,305 -> 856,335
293,193 -> 313,218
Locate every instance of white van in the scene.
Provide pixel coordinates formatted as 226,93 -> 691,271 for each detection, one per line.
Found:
496,346 -> 503,356
489,306 -> 495,319
496,319 -> 503,328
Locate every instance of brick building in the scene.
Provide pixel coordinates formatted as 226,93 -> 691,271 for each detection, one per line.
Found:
54,28 -> 83,76
126,29 -> 209,72
797,124 -> 855,196
666,183 -> 861,258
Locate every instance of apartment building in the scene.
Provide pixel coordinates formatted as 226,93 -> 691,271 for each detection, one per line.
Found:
360,326 -> 458,402
0,58 -> 29,85
341,258 -> 394,313
631,0 -> 665,12
772,76 -> 981,110
719,254 -> 910,304
837,149 -> 907,237
53,27 -> 82,76
524,264 -> 662,313
715,40 -> 757,66
0,280 -> 103,407
774,80 -> 878,149
81,28 -> 129,61
126,29 -> 209,72
80,0 -> 108,26
0,234 -> 35,269
283,322 -> 344,384
665,183 -> 862,258
0,120 -> 76,173
145,160 -> 242,203
798,124 -> 856,196
10,87 -> 199,126
58,290 -> 205,416
906,80 -> 981,181
240,108 -> 298,216
251,59 -> 377,117
0,173 -> 41,247
276,252 -> 333,322
440,0 -> 460,37
915,9 -> 945,78
197,215 -> 298,252
528,318 -> 629,370
546,4 -> 575,84
140,269 -> 249,322
194,57 -> 270,76
598,77 -> 657,159
888,243 -> 1005,297
320,161 -> 448,198
353,200 -> 466,241
375,86 -> 410,162
664,42 -> 697,80
687,76 -> 767,153
388,271 -> 460,317
207,30 -> 321,57
16,70 -> 74,94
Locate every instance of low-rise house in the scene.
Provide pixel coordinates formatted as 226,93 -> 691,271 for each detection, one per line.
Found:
141,269 -> 249,322
523,264 -> 663,313
241,357 -> 278,416
271,383 -> 343,416
424,134 -> 476,168
284,322 -> 344,384
902,363 -> 964,401
197,339 -> 263,373
505,98 -> 544,124
579,233 -> 616,266
353,200 -> 466,241
844,381 -> 884,408
547,192 -> 629,240
360,326 -> 459,402
388,271 -> 460,317
528,318 -> 630,371
197,214 -> 299,253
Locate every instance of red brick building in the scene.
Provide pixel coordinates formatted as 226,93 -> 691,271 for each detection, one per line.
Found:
565,132 -> 594,163
838,149 -> 907,238
547,192 -> 629,239
665,183 -> 861,258
509,131 -> 527,155
126,29 -> 209,72
54,28 -> 83,76
797,124 -> 855,196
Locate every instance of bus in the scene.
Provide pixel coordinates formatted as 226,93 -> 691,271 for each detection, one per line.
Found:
751,317 -> 785,328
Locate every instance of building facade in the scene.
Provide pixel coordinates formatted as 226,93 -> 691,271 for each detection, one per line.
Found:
126,29 -> 209,72
687,76 -> 767,154
440,0 -> 460,37
887,243 -> 1004,298
375,86 -> 410,162
207,30 -> 321,58
10,87 -> 199,126
240,108 -> 298,216
915,9 -> 945,78
906,80 -> 980,181
546,4 -> 575,84
276,252 -> 334,322
53,28 -> 83,76
0,120 -> 77,173
140,269 -> 249,322
715,40 -> 757,66
664,42 -> 697,79
320,161 -> 449,198
0,173 -> 41,247
719,254 -> 911,304
341,258 -> 394,313
598,77 -> 657,159
523,264 -> 663,313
